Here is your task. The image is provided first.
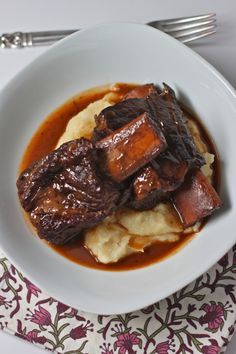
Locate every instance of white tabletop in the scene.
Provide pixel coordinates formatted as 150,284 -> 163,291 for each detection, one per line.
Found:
0,0 -> 235,352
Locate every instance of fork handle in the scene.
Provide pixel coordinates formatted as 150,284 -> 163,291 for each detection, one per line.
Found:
0,30 -> 78,48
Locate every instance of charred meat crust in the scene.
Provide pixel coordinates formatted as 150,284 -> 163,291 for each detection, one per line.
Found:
161,83 -> 204,168
17,138 -> 120,244
17,138 -> 94,211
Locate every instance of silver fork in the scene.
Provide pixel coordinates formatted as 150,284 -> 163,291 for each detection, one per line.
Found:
0,13 -> 216,49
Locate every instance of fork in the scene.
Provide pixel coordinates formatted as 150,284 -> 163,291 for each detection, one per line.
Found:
0,13 -> 216,49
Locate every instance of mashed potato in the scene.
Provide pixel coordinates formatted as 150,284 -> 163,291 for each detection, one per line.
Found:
85,204 -> 182,263
56,91 -> 120,148
56,90 -> 215,264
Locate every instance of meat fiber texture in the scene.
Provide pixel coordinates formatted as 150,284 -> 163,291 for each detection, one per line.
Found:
17,138 -> 119,245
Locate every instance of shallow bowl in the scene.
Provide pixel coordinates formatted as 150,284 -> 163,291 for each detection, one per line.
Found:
0,23 -> 236,314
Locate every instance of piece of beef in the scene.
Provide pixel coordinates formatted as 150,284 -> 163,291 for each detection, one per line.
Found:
129,165 -> 168,210
17,138 -> 120,245
148,89 -> 204,166
129,160 -> 188,210
172,170 -> 222,228
95,112 -> 166,183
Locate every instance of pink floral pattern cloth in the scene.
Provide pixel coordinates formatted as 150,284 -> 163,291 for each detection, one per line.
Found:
0,246 -> 236,354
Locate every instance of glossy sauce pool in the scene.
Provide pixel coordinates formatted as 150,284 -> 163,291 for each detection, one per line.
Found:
19,83 -> 219,271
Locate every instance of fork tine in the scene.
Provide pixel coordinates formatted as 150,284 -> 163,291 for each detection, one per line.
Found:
161,18 -> 216,32
158,13 -> 215,26
179,29 -> 216,44
170,24 -> 216,39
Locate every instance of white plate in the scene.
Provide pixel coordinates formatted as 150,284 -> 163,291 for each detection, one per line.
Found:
0,23 -> 236,315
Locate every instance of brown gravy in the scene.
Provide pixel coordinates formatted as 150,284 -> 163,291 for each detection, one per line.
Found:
19,83 -> 219,271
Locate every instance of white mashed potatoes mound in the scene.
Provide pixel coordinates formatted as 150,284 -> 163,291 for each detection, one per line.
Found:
56,91 -> 120,148
56,90 -> 215,264
85,204 -> 182,263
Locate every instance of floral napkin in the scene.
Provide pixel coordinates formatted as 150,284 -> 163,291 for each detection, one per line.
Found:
0,245 -> 235,354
